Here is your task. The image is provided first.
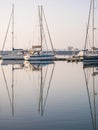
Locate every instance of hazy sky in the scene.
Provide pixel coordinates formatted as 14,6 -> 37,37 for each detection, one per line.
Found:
0,0 -> 97,50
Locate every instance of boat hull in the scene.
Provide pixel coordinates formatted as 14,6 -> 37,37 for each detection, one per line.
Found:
83,55 -> 98,67
24,53 -> 55,61
83,55 -> 98,62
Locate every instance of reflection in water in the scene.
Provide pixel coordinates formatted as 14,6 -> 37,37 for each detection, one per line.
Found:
25,61 -> 55,116
83,64 -> 98,130
37,62 -> 55,116
0,61 -> 98,130
1,65 -> 14,116
1,60 -> 55,117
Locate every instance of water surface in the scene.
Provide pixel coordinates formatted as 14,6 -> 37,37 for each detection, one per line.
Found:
0,60 -> 97,130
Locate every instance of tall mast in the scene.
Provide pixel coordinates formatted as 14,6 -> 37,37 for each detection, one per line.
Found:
92,0 -> 94,51
12,4 -> 14,51
2,4 -> 14,51
84,0 -> 92,51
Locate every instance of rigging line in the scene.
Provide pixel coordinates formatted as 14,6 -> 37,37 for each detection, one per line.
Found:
1,66 -> 12,107
34,6 -> 48,50
88,33 -> 92,49
84,68 -> 95,130
42,6 -> 55,54
87,67 -> 91,83
42,26 -> 48,51
2,6 -> 13,51
84,0 -> 92,52
43,63 -> 55,111
38,5 -> 43,51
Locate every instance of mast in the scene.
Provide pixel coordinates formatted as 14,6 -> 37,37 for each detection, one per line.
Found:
2,4 -> 14,51
84,0 -> 95,53
84,0 -> 92,52
38,5 -> 55,54
92,0 -> 94,51
12,4 -> 14,51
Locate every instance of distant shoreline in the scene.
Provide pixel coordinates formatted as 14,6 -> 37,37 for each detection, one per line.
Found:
0,49 -> 80,56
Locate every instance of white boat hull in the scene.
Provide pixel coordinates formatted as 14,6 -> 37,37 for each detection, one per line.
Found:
24,53 -> 55,61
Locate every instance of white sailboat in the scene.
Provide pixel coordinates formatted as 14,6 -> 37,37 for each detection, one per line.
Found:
83,0 -> 98,65
24,5 -> 55,61
1,4 -> 25,60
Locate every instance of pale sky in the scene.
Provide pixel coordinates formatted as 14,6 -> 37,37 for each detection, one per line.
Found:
0,0 -> 98,50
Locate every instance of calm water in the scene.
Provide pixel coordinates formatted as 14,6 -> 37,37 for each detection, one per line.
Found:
0,60 -> 97,130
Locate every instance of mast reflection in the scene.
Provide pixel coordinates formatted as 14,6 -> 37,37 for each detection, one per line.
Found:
83,64 -> 98,130
1,60 -> 55,117
24,60 -> 55,116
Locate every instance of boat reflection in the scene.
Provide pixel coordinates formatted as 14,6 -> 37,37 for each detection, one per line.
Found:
1,64 -> 15,116
83,65 -> 98,130
1,60 -> 55,116
1,59 -> 24,66
37,62 -> 55,116
83,62 -> 98,69
24,61 -> 55,116
24,60 -> 54,71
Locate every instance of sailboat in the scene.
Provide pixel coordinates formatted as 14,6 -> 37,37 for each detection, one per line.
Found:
83,0 -> 98,65
24,5 -> 55,61
1,4 -> 26,60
